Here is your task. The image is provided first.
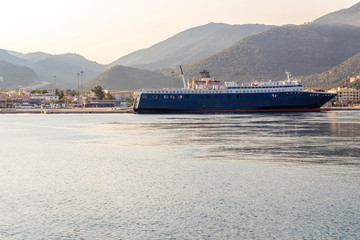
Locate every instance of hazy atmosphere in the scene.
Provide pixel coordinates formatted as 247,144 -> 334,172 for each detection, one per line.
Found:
1,1 -> 360,239
1,0 -> 359,64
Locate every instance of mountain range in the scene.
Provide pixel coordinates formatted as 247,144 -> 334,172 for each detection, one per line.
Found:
1,1 -> 360,90
0,23 -> 274,89
0,50 -> 106,89
89,1 -> 360,90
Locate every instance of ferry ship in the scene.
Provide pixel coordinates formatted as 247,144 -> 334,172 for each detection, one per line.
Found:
133,67 -> 336,113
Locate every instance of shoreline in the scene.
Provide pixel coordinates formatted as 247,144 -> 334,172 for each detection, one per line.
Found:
1,106 -> 360,114
0,107 -> 134,114
325,106 -> 360,111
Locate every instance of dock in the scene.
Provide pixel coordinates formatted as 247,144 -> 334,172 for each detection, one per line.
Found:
0,107 -> 134,114
325,106 -> 360,111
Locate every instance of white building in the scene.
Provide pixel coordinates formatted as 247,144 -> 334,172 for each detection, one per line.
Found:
31,93 -> 59,102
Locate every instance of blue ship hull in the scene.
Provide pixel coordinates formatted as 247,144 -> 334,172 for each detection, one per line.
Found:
134,91 -> 336,113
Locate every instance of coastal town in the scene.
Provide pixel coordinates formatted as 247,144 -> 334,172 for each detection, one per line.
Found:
0,88 -> 134,113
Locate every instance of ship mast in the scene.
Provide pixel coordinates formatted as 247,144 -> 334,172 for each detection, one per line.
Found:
179,65 -> 187,89
285,71 -> 292,81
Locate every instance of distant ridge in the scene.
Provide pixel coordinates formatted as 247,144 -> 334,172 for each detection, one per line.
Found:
85,65 -> 177,90
110,23 -> 275,70
314,2 -> 360,26
110,23 -> 228,67
0,60 -> 40,88
0,49 -> 30,67
31,53 -> 107,88
1,51 -> 107,89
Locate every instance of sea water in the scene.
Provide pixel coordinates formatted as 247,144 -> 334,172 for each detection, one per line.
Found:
0,112 -> 359,239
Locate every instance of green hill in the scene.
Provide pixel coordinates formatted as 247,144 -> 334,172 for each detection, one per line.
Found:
300,52 -> 360,89
0,60 -> 41,88
85,65 -> 180,90
176,24 -> 360,85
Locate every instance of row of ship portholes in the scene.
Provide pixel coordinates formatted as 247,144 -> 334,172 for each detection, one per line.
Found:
141,91 -> 298,100
142,94 -> 188,100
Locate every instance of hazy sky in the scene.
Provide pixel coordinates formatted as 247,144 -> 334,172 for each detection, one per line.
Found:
1,0 -> 359,64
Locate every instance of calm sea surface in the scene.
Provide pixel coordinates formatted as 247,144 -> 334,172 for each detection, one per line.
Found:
0,112 -> 359,239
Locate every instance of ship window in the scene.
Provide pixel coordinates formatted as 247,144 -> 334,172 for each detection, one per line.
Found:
153,95 -> 157,99
272,94 -> 277,98
170,95 -> 175,99
227,94 -> 231,100
185,95 -> 189,99
164,95 -> 168,99
178,95 -> 183,99
142,95 -> 147,99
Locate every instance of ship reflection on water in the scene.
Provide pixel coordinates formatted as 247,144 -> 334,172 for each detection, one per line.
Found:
128,112 -> 360,165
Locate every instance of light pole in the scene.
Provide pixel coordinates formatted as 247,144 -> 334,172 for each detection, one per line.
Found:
53,75 -> 56,89
77,73 -> 80,106
80,71 -> 84,109
53,75 -> 57,108
80,71 -> 84,95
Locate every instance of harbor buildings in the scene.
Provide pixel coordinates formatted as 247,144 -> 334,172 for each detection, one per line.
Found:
329,87 -> 360,105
